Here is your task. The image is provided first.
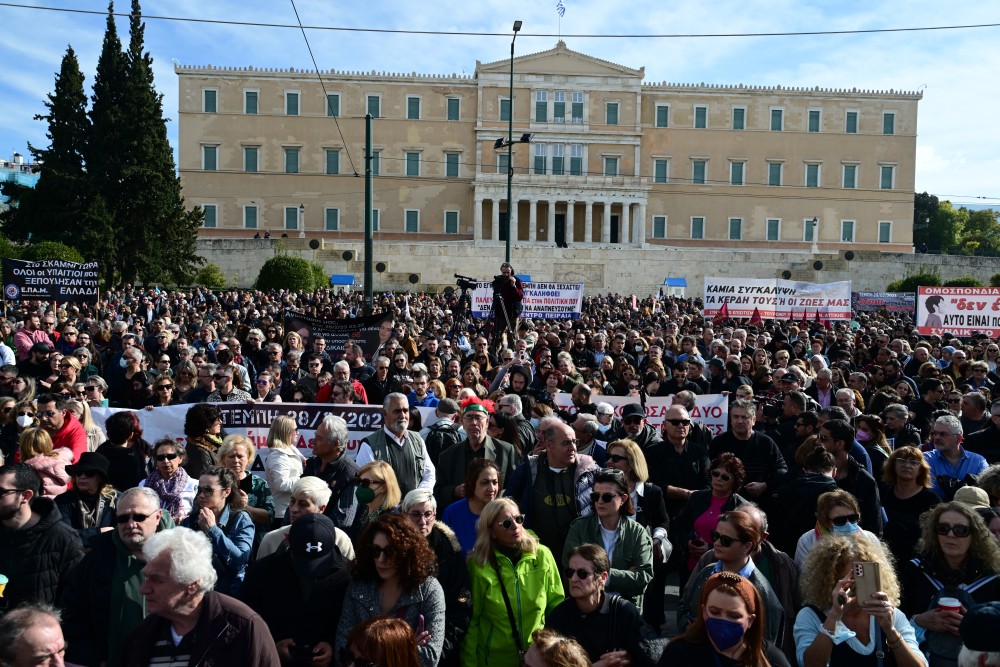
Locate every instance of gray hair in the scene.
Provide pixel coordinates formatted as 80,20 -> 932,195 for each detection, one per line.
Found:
318,413 -> 349,446
0,603 -> 62,664
142,528 -> 218,594
964,391 -> 987,412
884,403 -> 909,420
286,350 -> 303,363
333,360 -> 350,374
934,414 -> 963,436
674,390 -> 697,411
119,486 -> 162,510
539,415 -> 566,443
292,476 -> 332,508
835,388 -> 855,400
500,393 -> 523,414
402,488 -> 436,512
374,355 -> 390,367
87,375 -> 109,392
574,413 -> 600,436
383,392 -> 408,410
958,647 -> 1000,667
730,398 -> 757,418
199,362 -> 218,375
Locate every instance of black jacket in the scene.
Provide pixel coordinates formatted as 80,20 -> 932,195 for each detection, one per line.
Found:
836,456 -> 883,536
54,489 -> 119,549
769,472 -> 839,555
426,523 -> 472,667
546,593 -> 664,667
0,497 -> 83,612
95,440 -> 149,491
605,424 -> 663,450
964,423 -> 1000,464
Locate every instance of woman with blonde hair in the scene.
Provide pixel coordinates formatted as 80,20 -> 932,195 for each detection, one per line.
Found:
12,375 -> 36,404
65,399 -> 106,453
463,498 -> 563,667
524,628 -> 591,667
350,460 -> 402,538
218,434 -> 275,535
795,535 -> 923,667
20,427 -> 73,498
264,415 -> 305,520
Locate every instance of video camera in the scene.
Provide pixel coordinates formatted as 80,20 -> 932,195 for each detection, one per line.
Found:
454,274 -> 478,291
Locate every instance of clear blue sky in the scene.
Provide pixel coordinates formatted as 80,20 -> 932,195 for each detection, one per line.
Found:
2,0 -> 998,208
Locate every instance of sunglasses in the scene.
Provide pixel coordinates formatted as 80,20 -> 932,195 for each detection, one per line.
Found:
590,492 -> 620,504
116,512 -> 152,524
497,514 -> 525,530
339,648 -> 378,667
830,514 -> 860,527
711,470 -> 733,482
566,567 -> 595,580
16,411 -> 35,417
665,418 -> 691,427
711,531 -> 745,547
212,375 -> 229,381
74,470 -> 98,478
628,384 -> 640,390
39,410 -> 59,418
356,477 -> 383,488
196,486 -> 219,495
607,453 -> 628,464
936,522 -> 971,538
371,544 -> 396,560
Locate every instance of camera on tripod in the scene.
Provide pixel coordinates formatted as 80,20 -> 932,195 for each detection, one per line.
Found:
491,275 -> 508,291
454,274 -> 478,291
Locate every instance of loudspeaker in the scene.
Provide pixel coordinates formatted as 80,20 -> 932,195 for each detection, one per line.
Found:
341,250 -> 357,261
375,262 -> 388,273
844,250 -> 855,261
781,270 -> 792,279
308,239 -> 320,250
408,274 -> 420,285
813,260 -> 824,271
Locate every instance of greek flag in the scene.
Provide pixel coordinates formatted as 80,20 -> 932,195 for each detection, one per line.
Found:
556,0 -> 566,17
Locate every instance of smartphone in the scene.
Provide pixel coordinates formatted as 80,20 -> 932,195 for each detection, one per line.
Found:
852,561 -> 882,602
416,614 -> 425,635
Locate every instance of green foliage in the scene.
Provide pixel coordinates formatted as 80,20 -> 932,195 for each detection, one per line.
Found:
194,263 -> 227,288
953,209 -> 1000,257
913,191 -> 939,250
255,256 -> 318,291
0,235 -> 20,260
887,271 -> 941,292
943,276 -> 983,287
310,261 -> 328,289
990,274 -> 1000,287
20,241 -> 85,263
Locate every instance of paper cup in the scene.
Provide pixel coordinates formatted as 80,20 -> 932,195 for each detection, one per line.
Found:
937,597 -> 961,613
0,574 -> 7,597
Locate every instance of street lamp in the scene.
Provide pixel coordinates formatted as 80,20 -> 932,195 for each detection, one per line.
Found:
505,20 -> 522,264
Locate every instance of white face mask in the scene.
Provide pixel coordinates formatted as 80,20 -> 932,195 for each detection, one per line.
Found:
119,357 -> 128,369
16,415 -> 33,428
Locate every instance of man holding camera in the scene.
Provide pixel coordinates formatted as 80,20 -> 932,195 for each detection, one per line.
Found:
492,262 -> 524,346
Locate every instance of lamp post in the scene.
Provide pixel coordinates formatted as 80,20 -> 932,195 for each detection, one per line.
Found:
505,19 -> 522,264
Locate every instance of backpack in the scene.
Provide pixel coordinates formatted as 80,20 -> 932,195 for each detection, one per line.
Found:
424,420 -> 462,466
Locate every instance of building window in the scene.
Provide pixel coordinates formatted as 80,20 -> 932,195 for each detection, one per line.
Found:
284,207 -> 299,230
878,220 -> 892,243
535,91 -> 548,122
804,218 -> 816,242
730,161 -> 744,186
808,109 -> 821,133
371,209 -> 380,232
325,149 -> 340,175
367,94 -> 380,118
692,160 -> 706,185
406,96 -> 421,120
552,144 -> 565,175
652,216 -> 667,238
842,164 -> 857,189
445,153 -> 459,178
202,145 -> 218,171
732,107 -> 745,130
244,90 -> 258,115
285,92 -> 299,116
202,204 -> 217,228
841,220 -> 855,242
324,208 -> 339,231
498,153 -> 509,175
534,144 -> 547,175
570,144 -> 583,176
326,94 -> 340,117
554,92 -> 566,123
845,110 -> 858,134
655,104 -> 669,128
405,152 -> 420,177
880,165 -> 895,189
243,146 -> 258,173
370,150 -> 380,175
729,218 -> 743,240
244,205 -> 258,229
571,92 -> 584,123
767,162 -> 782,186
654,159 -> 668,183
606,102 -> 619,126
770,108 -> 783,131
805,163 -> 820,188
405,209 -> 420,233
447,98 -> 460,121
766,218 -> 781,241
604,156 -> 619,177
500,98 -> 510,122
203,89 -> 217,113
284,148 -> 299,174
445,210 -> 459,234
691,217 -> 705,240
694,105 -> 707,129
883,112 -> 895,135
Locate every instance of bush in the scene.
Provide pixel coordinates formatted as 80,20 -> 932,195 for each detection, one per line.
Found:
944,276 -> 983,287
194,263 -> 227,288
0,235 -> 19,260
310,261 -> 328,289
254,256 -> 317,291
886,272 -> 941,292
990,273 -> 1000,287
19,240 -> 84,264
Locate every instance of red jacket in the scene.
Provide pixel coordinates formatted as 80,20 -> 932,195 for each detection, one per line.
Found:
50,414 -> 87,463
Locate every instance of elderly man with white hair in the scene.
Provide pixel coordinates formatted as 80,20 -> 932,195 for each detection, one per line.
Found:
123,528 -> 279,666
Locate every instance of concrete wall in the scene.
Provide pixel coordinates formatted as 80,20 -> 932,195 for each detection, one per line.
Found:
197,238 -> 1000,295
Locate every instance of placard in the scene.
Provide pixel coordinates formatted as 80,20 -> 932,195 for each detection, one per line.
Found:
2,259 -> 99,302
917,287 -> 1000,337
704,278 -> 851,320
471,282 -> 584,320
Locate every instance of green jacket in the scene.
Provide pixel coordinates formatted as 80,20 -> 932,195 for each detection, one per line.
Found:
462,544 -> 564,667
563,515 -> 653,609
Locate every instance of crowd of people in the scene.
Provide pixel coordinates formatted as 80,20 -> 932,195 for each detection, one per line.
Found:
3,278 -> 1000,667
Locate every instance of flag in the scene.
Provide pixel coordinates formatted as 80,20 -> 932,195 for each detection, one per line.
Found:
748,307 -> 763,327
814,309 -> 822,324
631,294 -> 638,311
713,302 -> 729,325
404,295 -> 411,322
824,319 -> 833,331
556,0 -> 566,17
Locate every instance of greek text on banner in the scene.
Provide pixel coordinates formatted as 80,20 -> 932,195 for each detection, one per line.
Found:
917,286 -> 1000,338
472,282 -> 583,320
703,278 -> 851,320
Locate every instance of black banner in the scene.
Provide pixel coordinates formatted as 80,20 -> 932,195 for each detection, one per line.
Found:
2,259 -> 100,303
285,310 -> 395,361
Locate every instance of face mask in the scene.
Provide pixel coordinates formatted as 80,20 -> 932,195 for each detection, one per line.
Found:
705,617 -> 747,651
832,520 -> 861,535
355,485 -> 376,505
635,345 -> 644,352
119,357 -> 128,369
16,415 -> 33,428
855,430 -> 872,443
529,418 -> 540,429
597,423 -> 611,433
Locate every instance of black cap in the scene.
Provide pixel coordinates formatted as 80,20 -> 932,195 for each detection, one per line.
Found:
621,403 -> 645,420
288,513 -> 339,578
65,452 -> 110,479
960,602 -> 1000,652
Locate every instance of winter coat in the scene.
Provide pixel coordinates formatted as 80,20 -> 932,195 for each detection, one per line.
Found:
24,448 -> 74,499
263,445 -> 305,519
563,514 -> 654,608
182,505 -> 254,596
426,522 -> 473,667
54,488 -> 119,549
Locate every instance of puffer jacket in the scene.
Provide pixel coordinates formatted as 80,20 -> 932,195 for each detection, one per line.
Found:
0,497 -> 83,612
463,543 -> 565,667
24,448 -> 73,499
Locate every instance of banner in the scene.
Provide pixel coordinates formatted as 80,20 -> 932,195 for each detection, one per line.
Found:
471,282 -> 584,320
553,393 -> 730,437
703,278 -> 851,320
851,291 -> 916,315
916,287 -> 1000,337
285,311 -> 393,361
2,259 -> 99,302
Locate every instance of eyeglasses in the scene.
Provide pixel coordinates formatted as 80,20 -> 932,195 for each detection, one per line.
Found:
711,470 -> 733,482
627,384 -> 640,390
116,512 -> 152,524
196,486 -> 219,495
339,648 -> 379,667
155,452 -> 180,461
895,458 -> 921,467
590,491 -> 620,504
947,398 -> 962,404
665,418 -> 691,427
256,379 -> 270,385
566,567 -> 595,580
711,531 -> 745,547
213,374 -> 229,381
830,513 -> 860,527
38,410 -> 59,418
371,544 -> 396,561
497,514 -> 525,530
84,386 -> 100,392
936,522 -> 972,538
156,385 -> 173,391
0,488 -> 26,498
356,477 -> 383,488
607,454 -> 628,465
407,511 -> 435,522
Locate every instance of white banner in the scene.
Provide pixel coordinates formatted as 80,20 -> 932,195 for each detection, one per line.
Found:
553,393 -> 730,437
703,278 -> 851,320
471,281 -> 584,320
917,286 -> 1000,337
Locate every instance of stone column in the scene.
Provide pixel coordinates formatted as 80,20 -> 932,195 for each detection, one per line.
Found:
547,200 -> 556,244
584,201 -> 593,243
566,200 -> 575,243
473,195 -> 483,243
602,201 -> 611,244
636,202 -> 647,245
528,199 -> 538,242
491,199 -> 500,242
622,203 -> 631,245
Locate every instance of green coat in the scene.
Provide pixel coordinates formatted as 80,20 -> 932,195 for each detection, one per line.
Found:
563,515 -> 653,609
462,544 -> 564,667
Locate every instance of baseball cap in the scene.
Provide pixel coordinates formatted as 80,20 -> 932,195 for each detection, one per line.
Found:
960,602 -> 1000,652
596,402 -> 614,416
621,403 -> 645,420
288,513 -> 340,578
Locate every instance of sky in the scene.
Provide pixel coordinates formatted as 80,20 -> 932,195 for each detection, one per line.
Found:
1,0 -> 999,208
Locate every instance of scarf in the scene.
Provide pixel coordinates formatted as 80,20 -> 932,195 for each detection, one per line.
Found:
146,466 -> 191,520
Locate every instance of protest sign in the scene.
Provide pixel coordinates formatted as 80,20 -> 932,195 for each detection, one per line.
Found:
704,278 -> 851,320
2,259 -> 100,302
916,286 -> 1000,337
472,281 -> 584,320
852,291 -> 916,315
285,310 -> 394,361
553,393 -> 729,437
